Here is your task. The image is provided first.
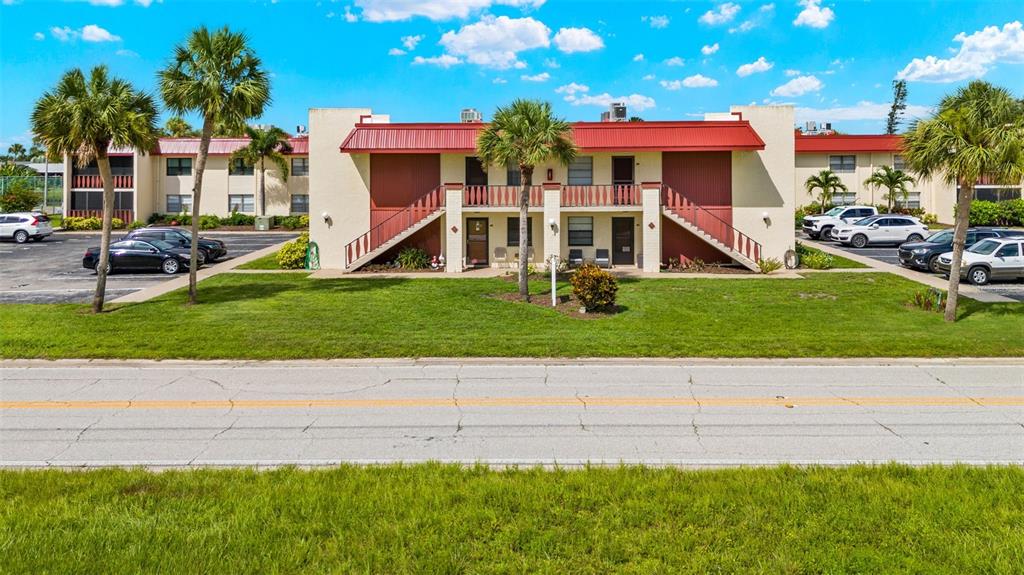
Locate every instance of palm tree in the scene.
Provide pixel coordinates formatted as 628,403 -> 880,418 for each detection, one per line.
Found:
903,81 -> 1024,322
31,66 -> 158,313
804,169 -> 848,213
864,165 -> 916,211
230,125 -> 292,216
477,99 -> 577,300
7,144 -> 26,161
163,116 -> 199,137
158,25 -> 270,304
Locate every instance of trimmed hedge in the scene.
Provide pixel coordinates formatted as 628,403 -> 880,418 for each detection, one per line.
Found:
277,232 -> 309,269
966,199 -> 1024,226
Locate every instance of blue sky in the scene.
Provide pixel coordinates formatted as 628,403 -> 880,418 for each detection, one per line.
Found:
1,0 -> 1023,149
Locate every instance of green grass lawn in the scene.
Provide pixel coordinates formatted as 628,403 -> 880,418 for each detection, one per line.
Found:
798,243 -> 868,269
235,251 -> 281,269
1,272 -> 1021,358
1,465 -> 1021,573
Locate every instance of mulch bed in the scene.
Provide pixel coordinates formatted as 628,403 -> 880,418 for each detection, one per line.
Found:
491,292 -> 621,319
661,264 -> 753,275
356,265 -> 443,274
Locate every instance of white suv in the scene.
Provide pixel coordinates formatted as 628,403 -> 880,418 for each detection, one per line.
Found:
936,236 -> 1024,285
0,212 -> 53,243
831,215 -> 929,248
802,205 -> 877,240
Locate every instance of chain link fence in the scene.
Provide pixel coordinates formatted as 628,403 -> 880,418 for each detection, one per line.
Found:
0,175 -> 64,211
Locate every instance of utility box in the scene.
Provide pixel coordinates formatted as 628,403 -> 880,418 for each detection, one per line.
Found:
255,216 -> 272,231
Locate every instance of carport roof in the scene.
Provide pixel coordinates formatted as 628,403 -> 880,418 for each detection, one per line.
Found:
796,134 -> 903,153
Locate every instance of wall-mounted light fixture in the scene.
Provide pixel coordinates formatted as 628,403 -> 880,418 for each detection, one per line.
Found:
321,211 -> 330,222
548,218 -> 557,232
762,211 -> 771,226
546,168 -> 554,181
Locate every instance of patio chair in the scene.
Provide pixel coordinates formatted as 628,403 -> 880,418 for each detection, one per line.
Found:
568,249 -> 584,267
493,246 -> 508,268
595,249 -> 611,269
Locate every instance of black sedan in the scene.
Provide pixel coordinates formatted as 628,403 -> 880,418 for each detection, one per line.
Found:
122,227 -> 227,264
83,239 -> 195,275
898,228 -> 1021,273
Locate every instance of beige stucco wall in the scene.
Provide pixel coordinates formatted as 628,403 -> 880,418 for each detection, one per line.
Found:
730,105 -> 796,261
134,151 -> 154,221
558,210 -> 644,265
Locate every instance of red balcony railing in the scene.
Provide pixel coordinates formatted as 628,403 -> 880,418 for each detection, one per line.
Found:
561,184 -> 641,207
345,186 -> 445,268
661,185 -> 761,262
66,209 -> 134,223
72,174 -> 133,189
463,185 -> 543,207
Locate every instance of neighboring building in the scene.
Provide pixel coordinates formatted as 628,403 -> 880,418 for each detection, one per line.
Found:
61,137 -> 310,222
309,106 -> 796,272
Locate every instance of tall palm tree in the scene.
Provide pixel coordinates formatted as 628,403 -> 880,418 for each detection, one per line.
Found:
903,81 -> 1024,322
476,99 -> 577,300
31,66 -> 158,313
864,165 -> 916,211
804,169 -> 848,212
158,25 -> 270,304
230,125 -> 292,216
7,144 -> 26,161
163,116 -> 199,137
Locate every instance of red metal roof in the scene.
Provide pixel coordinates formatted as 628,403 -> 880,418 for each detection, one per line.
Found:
795,134 -> 902,153
155,137 -> 308,156
339,121 -> 765,154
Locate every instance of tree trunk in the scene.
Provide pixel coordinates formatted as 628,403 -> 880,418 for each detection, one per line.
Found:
258,157 -> 266,216
943,182 -> 974,322
91,149 -> 114,314
519,166 -> 533,300
188,115 -> 215,305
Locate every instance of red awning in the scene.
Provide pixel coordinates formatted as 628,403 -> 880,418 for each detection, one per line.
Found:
795,134 -> 902,153
340,121 -> 765,154
155,137 -> 308,156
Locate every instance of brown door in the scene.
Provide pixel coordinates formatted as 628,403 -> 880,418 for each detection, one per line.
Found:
612,217 -> 634,265
466,218 -> 489,265
465,157 -> 488,186
612,157 -> 635,185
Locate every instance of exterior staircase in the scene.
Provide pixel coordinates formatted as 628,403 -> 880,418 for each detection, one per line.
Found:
344,186 -> 446,270
661,185 -> 762,271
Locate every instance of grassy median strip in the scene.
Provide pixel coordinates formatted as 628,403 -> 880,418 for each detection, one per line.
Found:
2,272 -> 1021,358
1,465 -> 1022,573
235,251 -> 281,270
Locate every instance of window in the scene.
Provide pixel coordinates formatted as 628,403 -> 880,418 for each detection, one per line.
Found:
973,187 -> 1022,202
829,155 -> 856,172
166,194 -> 192,213
230,158 -> 254,176
291,158 -> 309,177
568,156 -> 593,185
568,216 -> 593,246
70,191 -> 133,210
228,194 -> 254,213
894,192 -> 921,209
290,194 -> 309,214
893,155 -> 906,171
506,217 -> 533,246
996,243 -> 1020,258
832,192 -> 858,205
166,158 -> 192,176
506,164 -> 521,187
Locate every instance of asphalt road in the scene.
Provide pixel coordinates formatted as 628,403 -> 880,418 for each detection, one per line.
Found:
0,231 -> 298,304
2,361 -> 1022,468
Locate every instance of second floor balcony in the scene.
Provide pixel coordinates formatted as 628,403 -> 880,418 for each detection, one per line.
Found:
71,174 -> 134,190
461,184 -> 643,209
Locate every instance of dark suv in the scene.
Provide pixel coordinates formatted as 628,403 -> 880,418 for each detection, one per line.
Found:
898,228 -> 1020,273
123,227 -> 227,264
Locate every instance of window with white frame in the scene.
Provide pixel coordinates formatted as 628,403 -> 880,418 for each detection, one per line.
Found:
291,158 -> 309,177
166,157 -> 192,176
230,158 -> 254,176
567,216 -> 593,246
832,192 -> 858,206
568,157 -> 593,185
228,194 -> 254,213
506,217 -> 533,246
829,155 -> 856,172
506,164 -> 521,187
894,192 -> 921,209
166,194 -> 193,213
893,154 -> 906,171
290,194 -> 309,213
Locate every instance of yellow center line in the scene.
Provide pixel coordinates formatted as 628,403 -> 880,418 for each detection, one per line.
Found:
1,396 -> 1022,410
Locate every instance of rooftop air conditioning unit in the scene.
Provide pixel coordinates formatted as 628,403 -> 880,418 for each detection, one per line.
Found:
609,102 -> 627,122
805,121 -> 817,133
460,108 -> 483,123
295,125 -> 307,135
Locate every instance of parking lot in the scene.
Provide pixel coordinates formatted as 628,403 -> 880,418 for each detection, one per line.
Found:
0,231 -> 298,304
805,232 -> 1024,302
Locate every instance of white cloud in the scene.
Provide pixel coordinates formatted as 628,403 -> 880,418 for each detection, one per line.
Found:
401,34 -> 424,50
771,75 -> 823,96
49,26 -> 75,41
633,53 -> 644,62
412,54 -> 463,68
661,74 -> 719,90
642,74 -> 655,81
784,68 -> 801,76
729,3 -> 774,33
553,27 -> 603,53
793,0 -> 834,29
896,21 -> 1024,83
493,77 -> 508,84
115,48 -> 138,57
543,58 -> 560,68
439,16 -> 550,69
520,72 -> 550,82
388,48 -> 406,56
33,32 -> 45,40
736,56 -> 773,77
664,56 -> 685,66
84,0 -> 159,5
700,2 -> 741,25
555,82 -> 589,97
355,0 -> 546,22
568,92 -> 656,112
344,7 -> 358,22
701,43 -> 719,55
794,101 -> 933,123
642,15 -> 670,29
81,24 -> 120,42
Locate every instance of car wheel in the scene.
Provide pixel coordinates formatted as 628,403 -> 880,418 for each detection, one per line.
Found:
13,230 -> 29,244
907,233 -> 924,243
197,250 -> 207,266
162,258 -> 181,275
96,260 -> 112,275
928,255 -> 942,274
968,266 -> 989,286
819,227 -> 832,241
851,234 -> 868,248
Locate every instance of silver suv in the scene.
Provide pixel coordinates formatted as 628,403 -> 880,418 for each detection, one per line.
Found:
802,205 -> 877,240
937,236 -> 1024,285
0,212 -> 53,243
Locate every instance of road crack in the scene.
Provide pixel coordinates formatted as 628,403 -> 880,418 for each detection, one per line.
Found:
686,373 -> 706,453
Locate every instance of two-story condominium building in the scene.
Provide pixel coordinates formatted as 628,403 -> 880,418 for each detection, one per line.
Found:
62,137 -> 311,222
308,105 -> 796,272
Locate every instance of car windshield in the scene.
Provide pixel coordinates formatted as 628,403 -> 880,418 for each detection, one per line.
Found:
967,239 -> 1000,255
926,231 -> 952,244
175,229 -> 193,240
824,207 -> 845,216
854,216 -> 881,226
148,239 -> 177,250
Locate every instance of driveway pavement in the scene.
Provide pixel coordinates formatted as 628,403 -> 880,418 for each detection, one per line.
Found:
0,231 -> 299,304
2,360 -> 1022,468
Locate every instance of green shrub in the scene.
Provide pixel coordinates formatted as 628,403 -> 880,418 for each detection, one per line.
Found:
276,232 -> 309,269
129,220 -> 146,230
570,263 -> 618,312
802,250 -> 834,270
921,213 -> 939,225
111,218 -> 125,230
0,180 -> 42,212
395,246 -> 429,270
277,215 -> 306,230
220,212 -> 255,226
910,288 -> 945,313
62,216 -> 103,231
965,200 -> 1024,226
298,215 -> 310,228
199,215 -> 220,230
757,258 -> 783,274
169,213 -> 191,226
147,212 -> 164,225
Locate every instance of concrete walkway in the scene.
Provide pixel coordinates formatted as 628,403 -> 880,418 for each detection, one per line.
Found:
311,266 -> 805,280
804,239 -> 1017,303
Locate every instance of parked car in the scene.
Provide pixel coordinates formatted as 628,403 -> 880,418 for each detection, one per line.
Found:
0,212 -> 53,243
936,236 -> 1024,285
898,228 -> 1021,273
802,205 -> 877,240
122,227 -> 227,264
830,215 -> 929,248
83,238 -> 196,275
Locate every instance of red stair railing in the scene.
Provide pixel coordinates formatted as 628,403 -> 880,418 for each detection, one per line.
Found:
661,185 -> 762,262
344,186 -> 445,268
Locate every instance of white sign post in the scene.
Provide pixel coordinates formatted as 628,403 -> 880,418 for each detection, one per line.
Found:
550,255 -> 557,307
